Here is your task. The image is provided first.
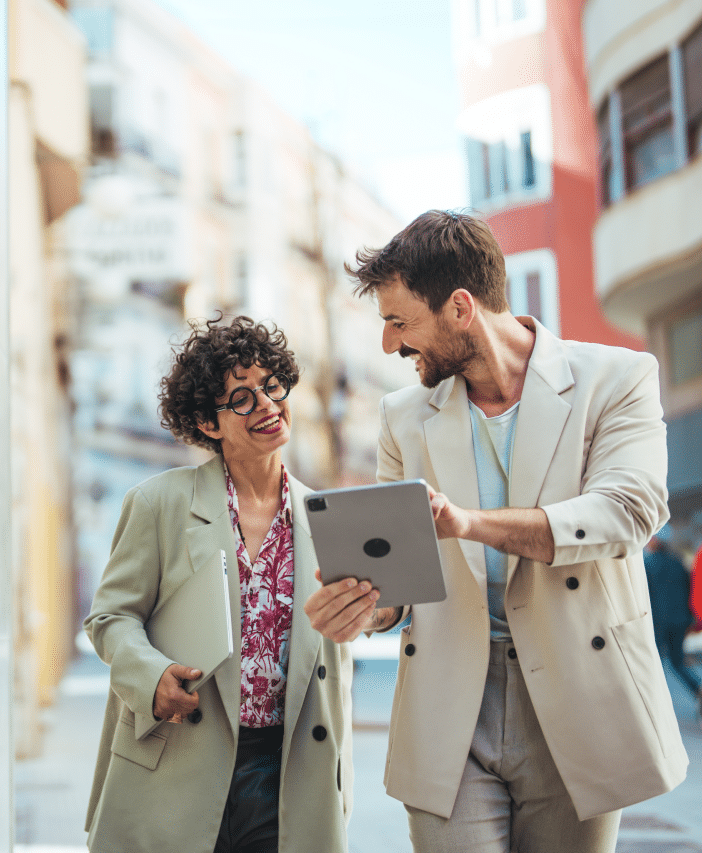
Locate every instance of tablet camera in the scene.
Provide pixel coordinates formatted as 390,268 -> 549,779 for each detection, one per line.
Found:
307,497 -> 328,512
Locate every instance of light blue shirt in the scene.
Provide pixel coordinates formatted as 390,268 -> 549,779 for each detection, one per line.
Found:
468,400 -> 519,641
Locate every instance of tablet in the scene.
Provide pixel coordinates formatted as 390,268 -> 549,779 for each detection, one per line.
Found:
305,479 -> 447,608
136,548 -> 233,740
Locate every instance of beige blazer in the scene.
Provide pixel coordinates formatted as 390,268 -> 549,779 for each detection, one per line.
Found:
84,456 -> 353,853
377,318 -> 687,822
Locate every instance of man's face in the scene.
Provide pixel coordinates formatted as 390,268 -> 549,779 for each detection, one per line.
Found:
377,275 -> 481,388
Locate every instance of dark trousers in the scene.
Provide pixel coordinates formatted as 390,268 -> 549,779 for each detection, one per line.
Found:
214,725 -> 284,853
654,622 -> 702,698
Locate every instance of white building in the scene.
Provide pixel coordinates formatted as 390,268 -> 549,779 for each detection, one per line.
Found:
66,0 -> 412,607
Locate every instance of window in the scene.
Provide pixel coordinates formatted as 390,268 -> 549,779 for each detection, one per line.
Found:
596,34 -> 702,206
463,0 -> 545,43
683,22 -> 702,157
229,130 -> 247,195
89,85 -> 115,156
467,131 -> 539,205
668,311 -> 702,386
512,0 -> 527,21
520,131 -> 535,187
620,55 -> 676,190
525,271 -> 542,319
70,7 -> 114,55
460,84 -> 552,210
597,100 -> 613,206
503,249 -> 559,334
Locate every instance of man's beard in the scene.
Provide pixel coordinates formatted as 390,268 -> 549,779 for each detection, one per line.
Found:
401,323 -> 481,389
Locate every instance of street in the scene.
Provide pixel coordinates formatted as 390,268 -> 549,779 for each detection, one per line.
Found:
13,646 -> 702,852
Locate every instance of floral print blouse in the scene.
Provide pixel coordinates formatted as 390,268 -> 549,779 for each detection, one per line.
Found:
225,464 -> 294,727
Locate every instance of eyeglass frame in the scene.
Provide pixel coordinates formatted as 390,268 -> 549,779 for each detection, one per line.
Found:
213,373 -> 291,416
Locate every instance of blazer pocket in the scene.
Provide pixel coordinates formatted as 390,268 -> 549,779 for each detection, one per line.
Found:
612,613 -> 678,758
112,715 -> 167,771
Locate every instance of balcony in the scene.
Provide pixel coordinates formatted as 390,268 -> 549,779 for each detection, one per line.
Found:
593,154 -> 702,335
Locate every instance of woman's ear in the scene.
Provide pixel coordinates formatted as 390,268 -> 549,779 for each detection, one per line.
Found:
197,417 -> 221,441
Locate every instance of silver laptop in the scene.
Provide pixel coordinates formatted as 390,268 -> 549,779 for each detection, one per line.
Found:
136,548 -> 233,740
305,479 -> 447,609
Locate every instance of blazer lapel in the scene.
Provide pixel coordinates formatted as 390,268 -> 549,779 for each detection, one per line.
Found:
507,319 -> 574,581
283,476 -> 321,739
424,376 -> 488,598
186,455 -> 242,734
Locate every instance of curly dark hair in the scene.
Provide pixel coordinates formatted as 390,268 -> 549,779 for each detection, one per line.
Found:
158,314 -> 301,453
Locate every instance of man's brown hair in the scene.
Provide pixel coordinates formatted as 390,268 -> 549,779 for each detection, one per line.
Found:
346,209 -> 509,314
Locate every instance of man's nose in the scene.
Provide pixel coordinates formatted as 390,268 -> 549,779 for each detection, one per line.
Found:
382,324 -> 400,355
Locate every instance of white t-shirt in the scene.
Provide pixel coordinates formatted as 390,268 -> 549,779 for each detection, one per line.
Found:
468,399 -> 520,641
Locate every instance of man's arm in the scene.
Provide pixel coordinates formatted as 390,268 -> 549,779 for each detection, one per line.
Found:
428,488 -> 555,562
429,353 -> 668,565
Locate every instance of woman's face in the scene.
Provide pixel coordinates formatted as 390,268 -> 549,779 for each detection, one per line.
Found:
201,363 -> 292,465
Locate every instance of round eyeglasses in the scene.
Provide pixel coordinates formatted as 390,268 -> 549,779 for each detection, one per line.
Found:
213,374 -> 291,416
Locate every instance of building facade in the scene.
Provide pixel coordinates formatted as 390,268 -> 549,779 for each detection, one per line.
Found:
452,0 -> 642,348
66,0 -> 411,614
9,0 -> 88,754
582,0 -> 702,538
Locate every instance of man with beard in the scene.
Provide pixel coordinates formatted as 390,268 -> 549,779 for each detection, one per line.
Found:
305,210 -> 688,853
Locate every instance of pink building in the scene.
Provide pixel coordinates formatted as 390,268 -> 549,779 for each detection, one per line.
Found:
453,0 -> 641,348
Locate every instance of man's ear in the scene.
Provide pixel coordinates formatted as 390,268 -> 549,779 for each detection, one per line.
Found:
448,289 -> 476,330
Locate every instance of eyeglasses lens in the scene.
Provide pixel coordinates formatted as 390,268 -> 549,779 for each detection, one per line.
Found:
229,374 -> 290,414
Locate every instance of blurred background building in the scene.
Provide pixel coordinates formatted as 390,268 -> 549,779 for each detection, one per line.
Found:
9,0 -> 88,757
8,0 -> 414,757
453,0 -> 641,347
582,0 -> 702,542
6,0 -> 702,787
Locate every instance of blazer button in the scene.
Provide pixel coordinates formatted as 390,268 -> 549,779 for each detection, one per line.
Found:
575,529 -> 586,539
312,725 -> 327,742
507,647 -> 517,659
187,709 -> 202,724
566,577 -> 579,590
591,636 -> 605,650
405,643 -> 416,656
317,665 -> 327,680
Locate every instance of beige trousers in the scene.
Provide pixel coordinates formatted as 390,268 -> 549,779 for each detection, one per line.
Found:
406,642 -> 622,853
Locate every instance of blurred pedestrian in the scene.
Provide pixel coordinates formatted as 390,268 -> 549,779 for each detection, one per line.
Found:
691,541 -> 702,632
644,525 -> 702,715
84,316 -> 353,853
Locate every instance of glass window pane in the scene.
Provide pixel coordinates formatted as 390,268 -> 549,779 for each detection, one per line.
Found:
465,138 -> 489,205
620,55 -> 674,189
621,55 -> 671,135
668,312 -> 702,386
512,0 -> 527,21
683,22 -> 702,157
70,8 -> 114,55
526,271 -> 542,322
629,125 -> 676,188
520,130 -> 535,187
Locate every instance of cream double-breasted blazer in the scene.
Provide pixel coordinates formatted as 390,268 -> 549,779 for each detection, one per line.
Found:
377,318 -> 687,822
84,456 -> 353,853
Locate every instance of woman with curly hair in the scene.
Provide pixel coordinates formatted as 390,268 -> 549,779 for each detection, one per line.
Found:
84,316 -> 361,853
